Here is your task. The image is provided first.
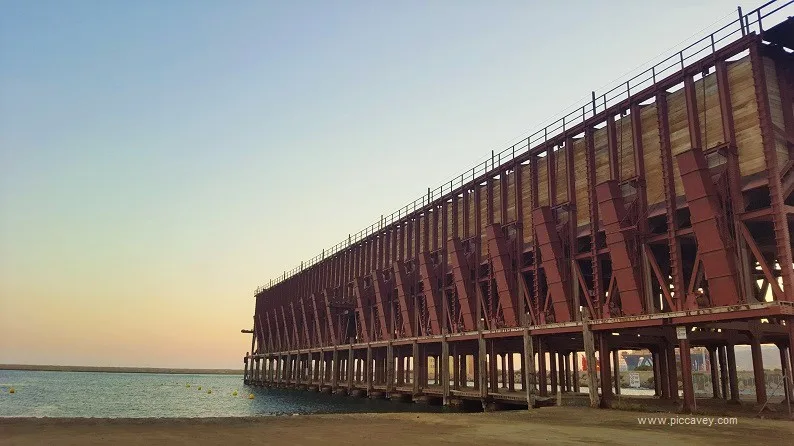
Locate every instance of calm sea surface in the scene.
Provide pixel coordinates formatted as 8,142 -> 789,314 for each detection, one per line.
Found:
0,370 -> 446,418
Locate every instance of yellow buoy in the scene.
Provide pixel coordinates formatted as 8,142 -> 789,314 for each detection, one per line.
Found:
186,384 -> 190,388
207,389 -> 212,394
248,393 -> 255,399
232,391 -> 238,396
198,386 -> 202,390
9,387 -> 15,394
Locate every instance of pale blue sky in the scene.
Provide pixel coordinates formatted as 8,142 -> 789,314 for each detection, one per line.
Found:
0,0 -> 759,368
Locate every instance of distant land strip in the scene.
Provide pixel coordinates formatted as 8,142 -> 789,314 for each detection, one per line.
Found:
0,364 -> 243,375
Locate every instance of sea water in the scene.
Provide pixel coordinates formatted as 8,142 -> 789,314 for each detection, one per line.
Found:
0,370 -> 446,418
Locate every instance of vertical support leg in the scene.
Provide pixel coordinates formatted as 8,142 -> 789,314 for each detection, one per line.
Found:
319,351 -> 326,388
453,348 -> 460,390
347,346 -> 354,391
778,345 -> 792,405
489,342 -> 499,393
572,352 -> 580,393
750,335 -> 767,405
666,342 -> 678,402
523,329 -> 536,409
564,353 -> 571,392
478,335 -> 488,399
652,350 -> 661,397
501,354 -> 508,389
582,316 -> 599,408
386,342 -> 395,393
366,345 -> 373,394
413,342 -> 420,396
442,336 -> 450,405
719,346 -> 729,401
550,351 -> 558,395
332,348 -> 339,390
598,334 -> 613,408
538,343 -> 548,397
508,352 -> 515,392
708,347 -> 720,398
679,337 -> 695,413
727,343 -> 740,403
612,350 -> 621,395
396,353 -> 404,386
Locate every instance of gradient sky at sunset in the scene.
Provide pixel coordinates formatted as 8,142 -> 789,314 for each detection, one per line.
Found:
0,1 -> 762,368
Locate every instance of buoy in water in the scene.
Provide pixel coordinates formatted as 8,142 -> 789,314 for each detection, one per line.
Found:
198,386 -> 202,390
248,393 -> 255,399
232,391 -> 238,396
9,387 -> 15,394
186,384 -> 190,388
207,389 -> 211,394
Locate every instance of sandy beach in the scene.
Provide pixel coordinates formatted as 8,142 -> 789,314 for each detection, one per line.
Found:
1,407 -> 791,446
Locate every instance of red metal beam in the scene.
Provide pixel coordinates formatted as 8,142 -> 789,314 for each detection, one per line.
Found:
595,180 -> 645,315
353,276 -> 371,343
418,251 -> 442,335
393,261 -> 415,338
485,224 -> 519,327
372,269 -> 391,340
676,149 -> 742,306
532,206 -> 572,322
448,237 -> 477,331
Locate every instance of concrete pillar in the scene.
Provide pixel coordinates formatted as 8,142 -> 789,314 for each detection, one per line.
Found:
750,335 -> 767,405
319,351 -> 326,387
550,351 -> 558,395
508,352 -> 515,391
708,347 -> 720,398
598,334 -> 613,407
564,353 -> 572,392
658,348 -> 670,398
679,337 -> 695,413
452,348 -> 460,390
612,350 -> 621,395
501,354 -> 508,389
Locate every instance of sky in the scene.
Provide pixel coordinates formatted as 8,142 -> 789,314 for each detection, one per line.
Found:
0,0 -> 769,369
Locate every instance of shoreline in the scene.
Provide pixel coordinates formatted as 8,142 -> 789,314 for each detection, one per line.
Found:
0,365 -> 243,375
1,408 -> 791,446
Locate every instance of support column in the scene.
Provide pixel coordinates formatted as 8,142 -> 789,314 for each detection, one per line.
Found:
478,334 -> 488,399
489,341 -> 499,393
396,353 -> 405,386
679,336 -> 695,413
666,342 -> 678,402
612,350 -> 621,395
718,346 -> 729,401
598,334 -> 613,408
538,343 -> 548,397
386,342 -> 395,392
366,345 -> 373,394
413,342 -> 420,395
453,347 -> 460,390
652,349 -> 661,397
572,352 -> 580,393
550,351 -> 558,395
564,353 -> 571,392
581,314 -> 599,408
501,354 -> 508,389
708,347 -> 720,398
726,344 -> 740,403
508,352 -> 515,391
750,335 -> 767,405
523,329 -> 536,409
442,335 -> 450,405
558,353 -> 566,393
319,351 -> 326,388
332,348 -> 339,389
778,344 -> 792,404
347,346 -> 354,391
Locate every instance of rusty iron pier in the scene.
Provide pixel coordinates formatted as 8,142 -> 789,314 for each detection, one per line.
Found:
244,1 -> 794,414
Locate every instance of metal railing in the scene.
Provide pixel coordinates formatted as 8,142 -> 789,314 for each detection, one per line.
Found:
255,0 -> 793,296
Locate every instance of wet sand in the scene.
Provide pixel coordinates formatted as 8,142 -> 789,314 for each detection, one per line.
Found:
1,407 -> 791,446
